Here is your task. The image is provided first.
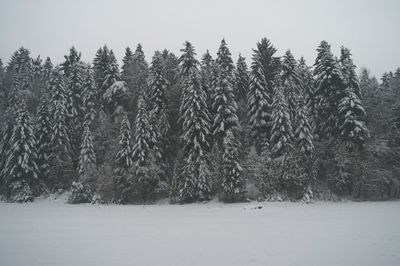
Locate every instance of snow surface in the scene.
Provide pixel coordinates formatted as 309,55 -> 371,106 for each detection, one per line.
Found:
1,200 -> 400,266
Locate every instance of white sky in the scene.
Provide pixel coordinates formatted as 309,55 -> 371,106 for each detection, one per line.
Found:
0,0 -> 399,77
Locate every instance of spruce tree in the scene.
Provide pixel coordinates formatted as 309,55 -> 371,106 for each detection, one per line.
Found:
338,47 -> 369,145
298,57 -> 316,130
115,112 -> 134,173
77,124 -> 96,175
178,42 -> 212,201
247,38 -> 280,154
132,95 -> 151,166
234,53 -> 250,103
36,96 -> 53,178
93,45 -> 110,98
50,69 -> 71,160
147,52 -> 168,116
2,102 -> 39,202
221,130 -> 245,202
212,39 -> 239,145
82,68 -> 97,126
121,46 -> 134,82
281,50 -> 301,128
294,96 -> 314,155
270,83 -> 294,158
313,40 -> 344,139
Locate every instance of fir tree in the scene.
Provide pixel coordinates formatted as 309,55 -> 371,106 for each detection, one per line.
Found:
2,102 -> 39,202
147,52 -> 168,116
93,45 -> 110,97
121,46 -> 134,82
178,42 -> 212,201
338,47 -> 369,145
36,96 -> 53,178
234,53 -> 250,103
247,38 -> 280,154
220,130 -> 245,202
81,68 -> 97,126
270,83 -> 294,158
298,57 -> 316,130
313,40 -> 344,139
212,39 -> 239,145
281,50 -> 301,128
77,124 -> 96,175
50,69 -> 71,159
132,95 -> 151,166
115,112 -> 134,173
294,96 -> 314,155
102,50 -> 121,93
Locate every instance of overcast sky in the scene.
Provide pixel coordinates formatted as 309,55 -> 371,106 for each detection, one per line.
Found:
0,0 -> 399,77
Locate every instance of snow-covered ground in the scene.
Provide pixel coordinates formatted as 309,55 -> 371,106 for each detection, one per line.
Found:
1,200 -> 399,266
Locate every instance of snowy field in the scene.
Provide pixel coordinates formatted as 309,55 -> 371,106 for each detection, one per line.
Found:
1,200 -> 400,266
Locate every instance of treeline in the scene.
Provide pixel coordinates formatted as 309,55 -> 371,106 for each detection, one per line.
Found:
0,38 -> 399,203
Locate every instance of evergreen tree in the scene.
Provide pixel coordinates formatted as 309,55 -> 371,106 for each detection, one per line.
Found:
281,50 -> 301,128
270,84 -> 294,158
62,47 -> 85,165
2,102 -> 39,202
77,124 -> 96,175
338,47 -> 369,145
42,57 -> 53,85
102,50 -> 121,93
247,38 -> 280,154
121,46 -> 134,81
220,130 -> 245,202
50,69 -> 71,159
178,42 -> 212,201
294,97 -> 314,155
298,57 -> 316,130
313,40 -> 344,139
93,45 -> 110,100
212,39 -> 239,145
81,68 -> 97,126
147,52 -> 168,116
234,53 -> 250,103
36,96 -> 53,178
132,95 -> 151,166
115,112 -> 134,173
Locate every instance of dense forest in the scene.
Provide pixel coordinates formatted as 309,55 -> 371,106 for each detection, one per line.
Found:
0,38 -> 399,203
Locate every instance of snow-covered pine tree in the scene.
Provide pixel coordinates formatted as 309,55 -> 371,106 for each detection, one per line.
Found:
147,52 -> 168,117
129,44 -> 149,95
102,50 -> 124,114
36,96 -> 53,178
270,81 -> 294,158
132,94 -> 151,166
298,57 -> 316,130
220,130 -> 245,202
338,47 -> 369,145
248,38 -> 280,154
294,96 -> 314,155
178,42 -> 212,201
281,50 -> 301,128
234,53 -> 250,103
61,47 -> 85,166
77,124 -> 96,175
50,69 -> 71,160
115,112 -> 134,174
212,39 -> 239,146
2,101 -> 39,202
200,50 -> 214,95
81,68 -> 97,126
93,45 -> 110,98
69,124 -> 97,204
313,40 -> 344,140
121,46 -> 134,82
102,50 -> 121,93
42,57 -> 53,85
